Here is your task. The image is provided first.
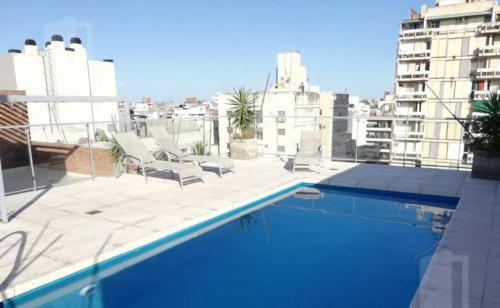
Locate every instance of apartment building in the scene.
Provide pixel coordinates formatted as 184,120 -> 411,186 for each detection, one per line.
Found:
217,51 -> 327,157
395,0 -> 500,167
0,35 -> 118,143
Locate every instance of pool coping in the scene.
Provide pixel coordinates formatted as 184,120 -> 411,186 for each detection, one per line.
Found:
1,177 -> 461,305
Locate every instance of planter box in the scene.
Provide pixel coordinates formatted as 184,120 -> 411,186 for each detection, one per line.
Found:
230,139 -> 258,160
471,150 -> 500,180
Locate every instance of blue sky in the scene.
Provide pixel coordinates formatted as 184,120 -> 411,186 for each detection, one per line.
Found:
0,0 -> 433,101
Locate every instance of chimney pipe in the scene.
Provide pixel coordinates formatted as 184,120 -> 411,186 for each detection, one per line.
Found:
24,39 -> 38,55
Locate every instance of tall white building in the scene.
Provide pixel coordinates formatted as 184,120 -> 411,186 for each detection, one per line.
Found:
0,35 -> 119,143
395,0 -> 500,167
217,51 -> 326,157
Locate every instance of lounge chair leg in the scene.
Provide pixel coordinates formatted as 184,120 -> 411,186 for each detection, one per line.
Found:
218,167 -> 223,178
139,157 -> 147,184
292,161 -> 295,173
179,177 -> 183,189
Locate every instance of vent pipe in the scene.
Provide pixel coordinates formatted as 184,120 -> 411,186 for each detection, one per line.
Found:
24,39 -> 38,55
50,34 -> 64,50
69,37 -> 83,52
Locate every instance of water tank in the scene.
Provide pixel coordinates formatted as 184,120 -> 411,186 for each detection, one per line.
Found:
51,34 -> 64,42
70,37 -> 82,44
24,39 -> 36,46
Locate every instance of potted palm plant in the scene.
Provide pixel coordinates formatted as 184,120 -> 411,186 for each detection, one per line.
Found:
470,93 -> 500,180
228,87 -> 258,159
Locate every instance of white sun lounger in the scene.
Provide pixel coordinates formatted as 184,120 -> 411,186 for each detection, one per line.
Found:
113,132 -> 204,188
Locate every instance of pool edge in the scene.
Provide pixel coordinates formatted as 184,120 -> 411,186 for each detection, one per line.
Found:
0,177 -> 460,304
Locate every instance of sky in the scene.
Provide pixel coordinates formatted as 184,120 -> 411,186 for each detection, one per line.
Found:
0,0 -> 433,101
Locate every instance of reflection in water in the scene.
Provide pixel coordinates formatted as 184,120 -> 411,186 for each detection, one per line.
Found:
290,188 -> 454,235
4,187 -> 458,308
238,214 -> 258,232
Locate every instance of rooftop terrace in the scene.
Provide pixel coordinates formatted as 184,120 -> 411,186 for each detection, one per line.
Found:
0,157 -> 499,307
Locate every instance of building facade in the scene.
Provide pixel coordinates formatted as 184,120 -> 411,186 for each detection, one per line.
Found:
217,51 -> 326,157
0,35 -> 118,143
395,0 -> 500,168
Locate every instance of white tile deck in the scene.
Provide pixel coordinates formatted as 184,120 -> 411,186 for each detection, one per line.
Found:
0,158 -> 499,308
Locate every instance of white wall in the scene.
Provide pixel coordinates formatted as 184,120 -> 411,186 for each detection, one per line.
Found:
0,39 -> 119,143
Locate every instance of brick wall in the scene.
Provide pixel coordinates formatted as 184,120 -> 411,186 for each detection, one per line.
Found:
32,142 -> 115,177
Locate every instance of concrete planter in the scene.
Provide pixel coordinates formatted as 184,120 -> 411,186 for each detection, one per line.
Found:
230,138 -> 258,160
471,150 -> 500,180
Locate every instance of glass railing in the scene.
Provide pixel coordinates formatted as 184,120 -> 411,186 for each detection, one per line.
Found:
0,112 -> 475,220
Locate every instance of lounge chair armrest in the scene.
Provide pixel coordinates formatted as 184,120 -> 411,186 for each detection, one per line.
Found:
124,154 -> 146,169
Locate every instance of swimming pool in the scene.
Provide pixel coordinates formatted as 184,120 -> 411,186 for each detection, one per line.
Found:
1,184 -> 458,308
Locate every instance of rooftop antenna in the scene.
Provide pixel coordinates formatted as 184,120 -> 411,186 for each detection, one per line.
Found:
254,73 -> 271,139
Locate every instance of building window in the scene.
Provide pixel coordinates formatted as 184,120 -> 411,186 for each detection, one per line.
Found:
277,129 -> 286,136
277,145 -> 285,152
256,132 -> 263,140
277,111 -> 286,123
428,21 -> 439,28
455,17 -> 467,25
255,110 -> 262,124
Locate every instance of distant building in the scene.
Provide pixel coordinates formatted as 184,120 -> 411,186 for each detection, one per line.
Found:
0,35 -> 118,143
331,93 -> 353,159
217,51 -> 325,157
185,96 -> 198,107
394,0 -> 499,167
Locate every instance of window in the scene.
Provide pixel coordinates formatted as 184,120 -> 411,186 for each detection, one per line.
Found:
429,142 -> 439,159
257,132 -> 263,140
277,111 -> 286,123
255,110 -> 262,124
461,37 -> 470,56
455,17 -> 467,25
459,60 -> 471,78
428,21 -> 439,28
277,145 -> 285,152
277,129 -> 286,136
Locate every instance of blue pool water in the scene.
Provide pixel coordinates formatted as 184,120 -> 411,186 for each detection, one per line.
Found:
1,185 -> 458,308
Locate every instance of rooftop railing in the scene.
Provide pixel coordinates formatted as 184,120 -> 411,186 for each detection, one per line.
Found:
0,105 -> 476,222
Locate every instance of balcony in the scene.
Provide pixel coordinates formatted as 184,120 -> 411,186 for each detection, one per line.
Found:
478,21 -> 500,34
394,110 -> 424,118
398,50 -> 431,61
396,71 -> 429,82
393,131 -> 425,140
399,28 -> 435,40
475,46 -> 500,57
472,90 -> 500,100
395,91 -> 427,102
471,68 -> 500,79
392,151 -> 423,160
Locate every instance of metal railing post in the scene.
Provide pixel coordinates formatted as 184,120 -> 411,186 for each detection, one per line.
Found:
403,114 -> 410,166
0,155 -> 8,223
457,124 -> 463,170
202,115 -> 206,153
25,128 -> 37,191
90,101 -> 96,140
355,117 -> 359,163
86,124 -> 95,180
